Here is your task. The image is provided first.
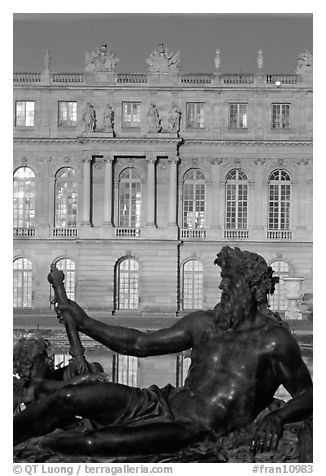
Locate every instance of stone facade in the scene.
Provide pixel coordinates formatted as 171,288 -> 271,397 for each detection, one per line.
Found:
13,45 -> 313,332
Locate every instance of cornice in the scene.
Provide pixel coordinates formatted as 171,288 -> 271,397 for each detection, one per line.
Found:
13,137 -> 312,147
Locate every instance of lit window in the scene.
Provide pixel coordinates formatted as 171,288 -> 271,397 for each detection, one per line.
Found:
15,101 -> 35,127
183,169 -> 206,229
119,168 -> 141,228
58,102 -> 77,127
116,354 -> 138,386
13,167 -> 35,228
122,102 -> 141,128
182,259 -> 203,310
117,258 -> 139,310
225,169 -> 248,230
268,170 -> 291,231
13,258 -> 32,308
186,103 -> 205,129
272,104 -> 290,129
269,259 -> 289,311
229,103 -> 248,129
52,258 -> 76,301
54,168 -> 78,228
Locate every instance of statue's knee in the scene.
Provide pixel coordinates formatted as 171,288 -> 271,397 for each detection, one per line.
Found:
54,387 -> 77,409
82,435 -> 97,454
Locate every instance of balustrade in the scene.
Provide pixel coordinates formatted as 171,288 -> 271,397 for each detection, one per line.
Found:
51,228 -> 78,238
181,229 -> 207,239
115,228 -> 141,238
267,230 -> 293,240
224,229 -> 249,240
13,227 -> 36,238
13,73 -> 40,83
117,73 -> 147,83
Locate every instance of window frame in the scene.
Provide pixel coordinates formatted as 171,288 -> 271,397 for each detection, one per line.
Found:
54,167 -> 78,229
225,169 -> 248,230
186,102 -> 205,129
118,168 -> 142,229
272,103 -> 290,130
13,166 -> 36,229
58,101 -> 77,128
15,100 -> 35,127
268,169 -> 291,231
13,257 -> 33,308
228,102 -> 248,129
182,169 -> 206,229
116,257 -> 139,310
182,258 -> 204,310
268,259 -> 290,312
122,102 -> 141,128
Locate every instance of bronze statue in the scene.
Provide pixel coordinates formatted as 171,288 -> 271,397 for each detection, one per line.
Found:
13,246 -> 312,459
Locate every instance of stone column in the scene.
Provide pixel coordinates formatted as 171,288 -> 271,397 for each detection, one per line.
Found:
146,153 -> 157,227
296,159 -> 308,231
81,155 -> 92,225
103,155 -> 114,226
168,155 -> 179,226
252,158 -> 265,240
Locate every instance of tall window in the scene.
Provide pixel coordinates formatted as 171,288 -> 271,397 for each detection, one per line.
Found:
118,168 -> 141,228
268,170 -> 291,231
272,104 -> 290,129
53,258 -> 76,301
229,103 -> 248,129
183,169 -> 206,229
122,102 -> 141,128
15,101 -> 35,127
225,169 -> 248,230
13,258 -> 32,308
115,355 -> 138,386
58,102 -> 77,127
182,259 -> 203,310
117,258 -> 139,310
186,103 -> 205,129
269,259 -> 289,311
13,167 -> 35,228
54,168 -> 78,228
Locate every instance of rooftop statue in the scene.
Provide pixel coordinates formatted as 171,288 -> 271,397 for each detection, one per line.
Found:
257,49 -> 264,71
82,103 -> 96,132
167,103 -> 181,133
147,103 -> 162,133
296,49 -> 313,74
85,42 -> 119,73
14,247 -> 312,460
146,43 -> 181,73
214,49 -> 221,71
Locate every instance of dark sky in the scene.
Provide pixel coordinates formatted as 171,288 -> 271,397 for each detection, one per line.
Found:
13,13 -> 313,74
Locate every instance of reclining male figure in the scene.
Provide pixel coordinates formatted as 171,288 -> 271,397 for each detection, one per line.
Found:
14,247 -> 312,457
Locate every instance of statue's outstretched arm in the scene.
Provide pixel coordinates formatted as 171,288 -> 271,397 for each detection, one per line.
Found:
57,300 -> 201,357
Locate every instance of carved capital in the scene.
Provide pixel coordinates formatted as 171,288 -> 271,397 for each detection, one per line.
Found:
146,153 -> 157,165
254,158 -> 265,166
297,158 -> 309,166
103,155 -> 114,163
82,155 -> 92,164
211,158 -> 223,166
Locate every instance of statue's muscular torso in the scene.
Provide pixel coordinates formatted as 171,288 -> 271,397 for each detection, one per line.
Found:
168,310 -> 284,436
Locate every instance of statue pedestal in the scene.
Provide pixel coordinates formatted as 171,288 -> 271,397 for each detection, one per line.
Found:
283,277 -> 304,320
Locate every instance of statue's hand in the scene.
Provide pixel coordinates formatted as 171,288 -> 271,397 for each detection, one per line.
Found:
71,372 -> 108,385
250,413 -> 283,455
56,300 -> 90,331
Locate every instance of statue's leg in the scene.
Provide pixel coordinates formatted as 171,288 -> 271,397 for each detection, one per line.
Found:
14,382 -> 141,445
41,421 -> 206,456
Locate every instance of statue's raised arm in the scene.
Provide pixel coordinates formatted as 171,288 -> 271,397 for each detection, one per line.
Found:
47,264 -> 89,377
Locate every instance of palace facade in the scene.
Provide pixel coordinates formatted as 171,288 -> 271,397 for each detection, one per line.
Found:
13,44 -> 313,385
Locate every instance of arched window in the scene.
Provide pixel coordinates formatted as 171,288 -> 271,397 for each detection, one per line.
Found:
225,169 -> 248,230
54,168 -> 78,228
116,258 -> 139,310
269,259 -> 290,311
182,259 -> 203,310
183,169 -> 206,229
53,258 -> 76,301
118,168 -> 142,228
268,170 -> 291,231
13,167 -> 35,229
13,258 -> 32,308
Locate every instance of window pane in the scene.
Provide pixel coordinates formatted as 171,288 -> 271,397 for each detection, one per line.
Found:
13,167 -> 36,228
183,259 -> 203,309
122,102 -> 141,127
119,168 -> 141,228
268,170 -> 291,231
186,103 -> 204,129
118,258 -> 139,310
15,101 -> 34,127
269,260 -> 289,311
55,168 -> 78,228
13,258 -> 32,308
225,169 -> 248,230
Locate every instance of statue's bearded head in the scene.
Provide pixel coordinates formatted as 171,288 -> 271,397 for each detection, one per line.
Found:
13,337 -> 53,382
213,247 -> 279,331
